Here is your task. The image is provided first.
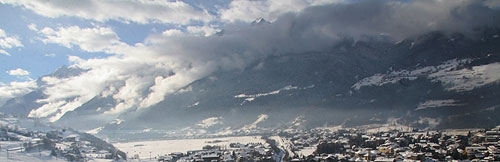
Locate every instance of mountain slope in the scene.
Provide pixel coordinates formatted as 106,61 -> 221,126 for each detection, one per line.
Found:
2,30 -> 500,140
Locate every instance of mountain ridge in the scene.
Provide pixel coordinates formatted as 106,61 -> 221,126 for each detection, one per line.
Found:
2,29 -> 500,140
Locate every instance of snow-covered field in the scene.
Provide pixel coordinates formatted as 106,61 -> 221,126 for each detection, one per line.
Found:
1,140 -> 64,162
1,141 -> 114,162
296,146 -> 316,156
113,136 -> 264,159
441,129 -> 482,136
358,118 -> 414,134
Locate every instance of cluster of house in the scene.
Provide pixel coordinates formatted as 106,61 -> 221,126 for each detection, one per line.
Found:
278,127 -> 500,161
0,115 -> 125,161
151,142 -> 275,162
45,129 -> 123,161
136,125 -> 500,162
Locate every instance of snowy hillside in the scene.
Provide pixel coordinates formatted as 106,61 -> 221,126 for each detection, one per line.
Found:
0,113 -> 126,161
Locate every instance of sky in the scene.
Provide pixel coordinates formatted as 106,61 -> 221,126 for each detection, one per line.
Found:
0,0 -> 500,121
0,0 -> 350,83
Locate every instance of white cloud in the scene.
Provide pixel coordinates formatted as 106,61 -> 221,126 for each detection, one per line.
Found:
23,0 -> 500,122
32,67 -> 121,121
219,0 -> 346,22
27,24 -> 225,119
162,29 -> 184,37
163,26 -> 222,37
139,64 -> 213,108
7,68 -> 30,76
0,28 -> 23,56
0,35 -> 22,49
27,23 -> 38,31
27,30 -> 167,119
187,26 -> 222,37
0,0 -> 214,25
38,26 -> 129,54
0,81 -> 37,106
106,76 -> 151,114
44,53 -> 56,57
0,49 -> 9,56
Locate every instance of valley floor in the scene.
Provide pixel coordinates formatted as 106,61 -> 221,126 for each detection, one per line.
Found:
113,136 -> 265,160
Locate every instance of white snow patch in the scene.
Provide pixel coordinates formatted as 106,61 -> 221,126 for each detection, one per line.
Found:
416,99 -> 463,110
292,115 -> 306,127
234,85 -> 300,105
109,119 -> 124,125
352,58 -> 500,92
86,126 -> 104,135
270,136 -> 295,159
484,105 -> 500,111
303,84 -> 315,89
187,101 -> 200,108
429,62 -> 500,91
213,127 -> 234,136
114,136 -> 264,159
359,118 -> 414,134
296,145 -> 316,156
196,117 -> 222,128
241,114 -> 269,130
417,117 -> 440,128
313,125 -> 344,133
1,146 -> 67,162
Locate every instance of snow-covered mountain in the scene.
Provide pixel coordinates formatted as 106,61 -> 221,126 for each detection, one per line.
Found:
2,29 -> 500,140
0,112 -> 126,161
0,65 -> 86,118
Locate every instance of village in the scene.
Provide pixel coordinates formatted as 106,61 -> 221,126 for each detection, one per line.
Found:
281,127 -> 500,161
139,125 -> 500,162
0,113 -> 126,161
2,111 -> 500,162
151,142 -> 275,162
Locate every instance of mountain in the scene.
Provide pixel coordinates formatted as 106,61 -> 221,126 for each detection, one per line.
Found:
0,66 -> 86,117
251,17 -> 271,25
2,29 -> 500,140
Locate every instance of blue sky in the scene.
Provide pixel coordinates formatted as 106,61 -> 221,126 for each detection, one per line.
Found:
0,0 -> 322,83
0,1 -> 194,83
0,3 -> 108,83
